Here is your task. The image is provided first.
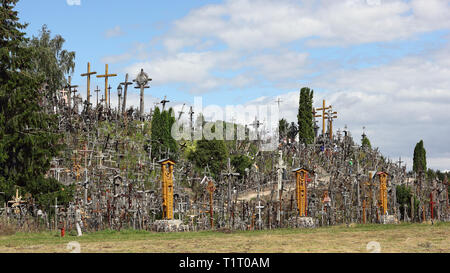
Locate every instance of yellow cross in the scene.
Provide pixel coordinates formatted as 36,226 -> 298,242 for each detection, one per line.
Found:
96,64 -> 117,108
81,62 -> 97,105
316,100 -> 331,137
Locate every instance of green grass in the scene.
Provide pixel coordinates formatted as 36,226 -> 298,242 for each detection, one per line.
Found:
1,222 -> 448,248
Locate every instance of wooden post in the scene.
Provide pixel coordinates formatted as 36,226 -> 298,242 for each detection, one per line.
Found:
120,74 -> 133,116
206,179 -> 216,229
158,159 -> 175,220
292,168 -> 309,217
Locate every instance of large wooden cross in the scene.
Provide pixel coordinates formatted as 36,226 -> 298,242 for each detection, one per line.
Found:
96,64 -> 117,108
325,108 -> 338,140
80,62 -> 97,106
316,99 -> 331,137
120,74 -> 133,116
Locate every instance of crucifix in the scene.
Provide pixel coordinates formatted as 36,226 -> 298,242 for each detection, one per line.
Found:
275,97 -> 282,110
96,64 -> 117,109
65,76 -> 78,109
120,73 -> 133,116
250,117 -> 263,141
316,99 -> 331,137
80,62 -> 97,106
59,89 -> 68,106
161,96 -> 170,111
133,69 -> 151,119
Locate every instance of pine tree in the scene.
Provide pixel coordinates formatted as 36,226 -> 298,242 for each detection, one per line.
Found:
0,0 -> 68,206
413,140 -> 427,173
297,87 -> 314,144
361,135 -> 372,149
278,118 -> 288,142
150,107 -> 178,160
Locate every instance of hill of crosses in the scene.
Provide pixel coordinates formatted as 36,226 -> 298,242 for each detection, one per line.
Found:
3,60 -> 449,235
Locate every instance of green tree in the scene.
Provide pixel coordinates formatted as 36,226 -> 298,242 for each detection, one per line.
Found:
28,25 -> 75,106
150,107 -> 178,160
188,138 -> 228,179
413,140 -> 427,173
0,0 -> 67,207
231,154 -> 253,178
278,118 -> 288,142
297,87 -> 314,144
361,135 -> 372,149
287,122 -> 298,142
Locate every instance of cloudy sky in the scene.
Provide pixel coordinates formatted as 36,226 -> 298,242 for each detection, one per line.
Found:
17,0 -> 450,171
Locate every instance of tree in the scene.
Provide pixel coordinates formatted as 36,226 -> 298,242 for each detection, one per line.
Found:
361,135 -> 372,149
297,87 -> 314,144
278,118 -> 288,142
413,140 -> 427,174
0,0 -> 67,207
150,107 -> 178,160
231,154 -> 253,178
28,25 -> 75,107
287,122 -> 298,143
188,138 -> 228,178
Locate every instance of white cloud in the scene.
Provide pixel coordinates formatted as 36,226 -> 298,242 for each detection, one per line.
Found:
66,0 -> 81,6
104,26 -> 125,39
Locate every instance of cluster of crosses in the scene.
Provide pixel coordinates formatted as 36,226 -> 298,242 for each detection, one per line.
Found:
1,64 -> 448,234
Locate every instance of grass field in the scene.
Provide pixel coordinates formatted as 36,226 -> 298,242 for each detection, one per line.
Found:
0,222 -> 448,253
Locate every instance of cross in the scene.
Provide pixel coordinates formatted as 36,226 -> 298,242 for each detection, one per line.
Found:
80,62 -> 97,106
397,157 -> 403,169
96,64 -> 117,109
221,158 -> 239,228
133,68 -> 151,118
324,107 -> 338,140
255,200 -> 264,228
59,89 -> 68,105
275,97 -> 283,109
65,76 -> 78,109
94,86 -> 101,107
177,103 -> 185,121
120,73 -> 133,116
161,96 -> 170,111
316,99 -> 331,137
250,117 -> 263,141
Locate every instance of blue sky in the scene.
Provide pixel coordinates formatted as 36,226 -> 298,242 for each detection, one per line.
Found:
16,0 -> 450,171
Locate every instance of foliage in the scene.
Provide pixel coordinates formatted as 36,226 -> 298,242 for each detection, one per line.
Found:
28,24 -> 75,104
287,122 -> 298,142
297,87 -> 314,144
278,118 -> 288,142
0,0 -> 68,206
188,138 -> 228,179
150,107 -> 178,160
231,154 -> 253,178
413,140 -> 427,174
361,135 -> 371,149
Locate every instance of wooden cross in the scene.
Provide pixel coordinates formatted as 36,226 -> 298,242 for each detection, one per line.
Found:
65,76 -> 78,109
120,74 -> 133,116
316,99 -> 331,137
96,64 -> 117,108
134,69 -> 151,118
206,179 -> 216,229
80,62 -> 97,105
324,108 -> 338,140
59,89 -> 68,105
94,86 -> 101,107
160,96 -> 170,111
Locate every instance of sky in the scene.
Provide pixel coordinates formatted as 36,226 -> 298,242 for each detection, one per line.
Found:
15,0 -> 450,171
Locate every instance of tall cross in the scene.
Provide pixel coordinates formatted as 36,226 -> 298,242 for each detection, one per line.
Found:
161,96 -> 170,111
316,99 -> 331,137
65,76 -> 78,109
80,62 -> 97,106
94,86 -> 101,107
96,64 -> 117,108
397,157 -> 403,169
275,97 -> 283,110
59,89 -> 68,105
325,107 -> 338,140
134,69 -> 151,118
120,73 -> 133,116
